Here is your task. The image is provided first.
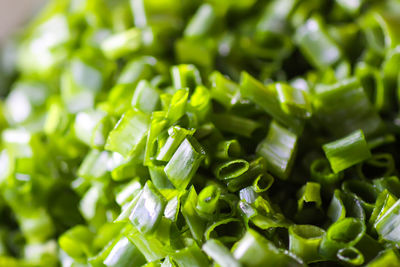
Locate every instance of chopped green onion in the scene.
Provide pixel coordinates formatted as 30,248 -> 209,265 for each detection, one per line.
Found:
289,224 -> 325,263
215,139 -> 241,160
212,113 -> 261,138
209,71 -> 242,109
276,83 -> 312,119
257,121 -> 298,179
181,187 -> 206,243
232,229 -> 304,267
313,78 -> 383,137
103,236 -> 146,267
240,72 -> 304,133
156,126 -> 195,162
128,181 -> 167,234
295,16 -> 342,69
171,65 -> 202,91
105,109 -> 150,157
214,159 -> 249,181
336,247 -> 364,266
101,28 -> 142,59
164,137 -> 205,190
374,199 -> 400,242
132,80 -> 161,114
58,225 -> 93,260
319,218 -> 365,259
184,4 -> 217,39
322,130 -> 371,173
202,239 -> 241,267
196,185 -> 220,217
297,182 -> 322,211
368,249 -> 400,267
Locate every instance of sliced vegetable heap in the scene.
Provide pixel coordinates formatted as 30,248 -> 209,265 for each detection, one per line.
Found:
1,0 -> 400,266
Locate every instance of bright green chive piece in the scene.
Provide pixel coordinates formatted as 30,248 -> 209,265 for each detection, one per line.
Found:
297,182 -> 322,211
78,149 -> 110,180
225,157 -> 267,192
295,16 -> 342,69
367,249 -> 400,267
128,181 -> 167,234
327,190 -> 366,223
156,126 -> 195,162
73,109 -> 112,148
252,173 -> 274,193
215,139 -> 241,160
103,236 -> 146,267
319,218 -> 365,259
196,185 -> 221,217
257,121 -> 298,179
144,111 -> 168,166
117,56 -> 156,85
131,80 -> 161,114
310,158 -> 343,185
189,85 -> 211,123
164,137 -> 205,190
374,199 -> 400,242
171,64 -> 202,91
184,4 -> 217,39
167,88 -> 189,123
342,180 -> 378,214
60,55 -> 105,113
322,129 -> 371,173
101,28 -> 142,59
240,72 -> 304,133
209,71 -> 242,109
373,176 -> 400,198
232,229 -> 305,267
336,247 -> 364,266
105,109 -> 150,158
125,227 -> 172,262
214,159 -> 250,180
313,78 -> 383,137
164,194 -> 180,222
149,165 -> 174,189
58,225 -> 94,260
181,187 -> 206,242
369,189 -> 397,229
169,242 -> 209,267
289,224 -> 325,263
212,113 -> 261,138
115,179 -> 142,207
202,239 -> 242,267
327,190 -> 347,222
204,218 -> 244,244
175,38 -> 215,69
276,83 -> 312,119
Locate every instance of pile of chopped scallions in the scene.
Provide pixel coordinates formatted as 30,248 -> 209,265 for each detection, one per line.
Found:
1,0 -> 400,266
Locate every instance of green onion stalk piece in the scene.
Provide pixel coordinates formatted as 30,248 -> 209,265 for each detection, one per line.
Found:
323,129 -> 371,173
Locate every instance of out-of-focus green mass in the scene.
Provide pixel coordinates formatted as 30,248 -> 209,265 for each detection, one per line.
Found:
1,0 -> 400,266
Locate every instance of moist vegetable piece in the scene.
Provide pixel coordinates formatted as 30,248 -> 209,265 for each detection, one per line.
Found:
1,0 -> 400,266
